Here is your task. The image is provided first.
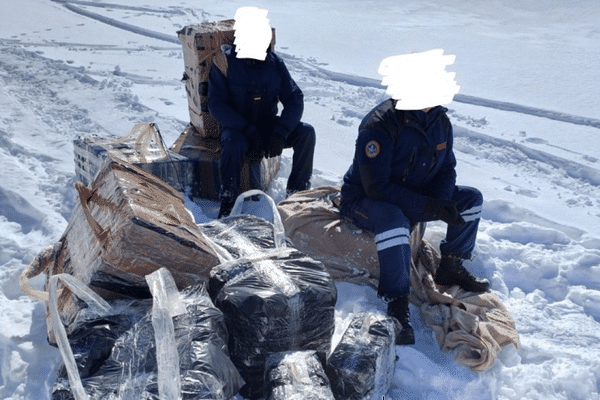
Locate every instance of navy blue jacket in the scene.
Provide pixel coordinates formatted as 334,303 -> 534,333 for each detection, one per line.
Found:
341,99 -> 457,222
207,45 -> 304,138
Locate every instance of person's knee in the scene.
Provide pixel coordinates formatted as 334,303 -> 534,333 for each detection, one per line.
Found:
373,203 -> 410,231
291,122 -> 315,149
467,186 -> 483,207
302,123 -> 316,147
456,186 -> 483,208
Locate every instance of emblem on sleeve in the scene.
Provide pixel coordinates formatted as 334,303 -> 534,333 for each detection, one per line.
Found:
365,140 -> 380,158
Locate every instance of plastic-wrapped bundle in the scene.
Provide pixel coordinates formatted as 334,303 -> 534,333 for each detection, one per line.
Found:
51,283 -> 244,400
326,311 -> 397,400
264,350 -> 335,400
208,247 -> 337,399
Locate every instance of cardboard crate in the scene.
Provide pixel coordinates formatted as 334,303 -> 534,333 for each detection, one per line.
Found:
42,160 -> 221,343
177,20 -> 275,138
74,123 -> 195,194
170,124 -> 280,200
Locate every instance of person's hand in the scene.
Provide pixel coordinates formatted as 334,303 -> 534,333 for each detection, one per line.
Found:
266,133 -> 286,158
426,197 -> 465,225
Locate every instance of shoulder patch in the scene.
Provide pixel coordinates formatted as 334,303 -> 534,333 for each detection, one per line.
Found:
365,140 -> 381,158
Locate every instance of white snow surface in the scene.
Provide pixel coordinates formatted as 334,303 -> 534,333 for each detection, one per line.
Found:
1,0 -> 600,399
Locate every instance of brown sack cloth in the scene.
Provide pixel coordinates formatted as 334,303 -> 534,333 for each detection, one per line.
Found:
20,159 -> 221,343
278,186 -> 519,372
277,186 -> 422,289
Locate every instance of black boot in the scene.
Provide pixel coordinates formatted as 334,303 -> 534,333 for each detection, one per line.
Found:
434,255 -> 490,293
217,198 -> 235,219
387,295 -> 415,345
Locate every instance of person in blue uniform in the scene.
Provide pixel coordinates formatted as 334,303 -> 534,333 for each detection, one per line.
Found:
340,50 -> 490,345
208,7 -> 315,218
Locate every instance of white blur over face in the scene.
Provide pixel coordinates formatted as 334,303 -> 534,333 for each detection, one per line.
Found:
379,49 -> 461,110
233,6 -> 272,61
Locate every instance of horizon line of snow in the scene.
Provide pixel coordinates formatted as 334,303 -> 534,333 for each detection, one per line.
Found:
58,1 -> 600,130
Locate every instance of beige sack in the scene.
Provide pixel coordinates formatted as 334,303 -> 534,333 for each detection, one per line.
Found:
277,186 -> 423,289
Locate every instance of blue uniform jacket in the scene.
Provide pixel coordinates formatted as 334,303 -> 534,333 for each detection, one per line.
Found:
207,45 -> 304,138
341,98 -> 457,222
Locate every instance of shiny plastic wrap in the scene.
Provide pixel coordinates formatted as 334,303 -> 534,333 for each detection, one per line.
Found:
43,159 -> 220,343
264,351 -> 335,400
326,311 -> 397,400
202,200 -> 337,399
51,281 -> 244,400
209,248 -> 337,399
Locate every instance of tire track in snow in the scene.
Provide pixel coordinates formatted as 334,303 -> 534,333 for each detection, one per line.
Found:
55,1 -> 600,130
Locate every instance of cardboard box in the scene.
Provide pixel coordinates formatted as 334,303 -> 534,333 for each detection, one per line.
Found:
170,124 -> 281,200
44,160 -> 221,343
74,123 -> 195,194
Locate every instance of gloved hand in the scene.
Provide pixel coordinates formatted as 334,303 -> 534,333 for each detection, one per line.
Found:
266,133 -> 286,158
426,197 -> 465,225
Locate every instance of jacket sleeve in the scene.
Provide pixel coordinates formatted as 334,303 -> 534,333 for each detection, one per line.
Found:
207,63 -> 249,132
356,129 -> 432,222
423,118 -> 457,199
272,56 -> 304,138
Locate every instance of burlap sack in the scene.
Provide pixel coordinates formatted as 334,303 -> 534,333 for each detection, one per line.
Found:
276,186 -> 423,289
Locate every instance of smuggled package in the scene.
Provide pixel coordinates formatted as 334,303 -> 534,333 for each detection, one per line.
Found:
20,159 -> 221,343
170,124 -> 280,200
200,192 -> 337,399
74,122 -> 194,193
264,350 -> 335,400
50,271 -> 244,400
326,311 -> 397,400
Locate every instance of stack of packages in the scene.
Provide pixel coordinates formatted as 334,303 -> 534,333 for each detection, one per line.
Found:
199,192 -> 338,399
172,21 -> 280,200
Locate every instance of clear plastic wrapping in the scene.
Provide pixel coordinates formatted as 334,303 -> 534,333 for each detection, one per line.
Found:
51,271 -> 244,400
326,311 -> 397,400
202,206 -> 337,399
264,350 -> 335,400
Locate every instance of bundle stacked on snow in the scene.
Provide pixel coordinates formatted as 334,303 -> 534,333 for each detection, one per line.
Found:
326,311 -> 397,400
51,284 -> 245,400
74,122 -> 194,193
264,351 -> 335,400
21,159 -> 220,343
199,207 -> 337,399
277,186 -> 424,289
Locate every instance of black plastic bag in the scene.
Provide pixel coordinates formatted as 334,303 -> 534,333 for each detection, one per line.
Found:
265,350 -> 335,400
51,284 -> 244,400
326,311 -> 397,400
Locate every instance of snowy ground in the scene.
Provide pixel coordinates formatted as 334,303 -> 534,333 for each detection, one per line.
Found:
1,0 -> 600,399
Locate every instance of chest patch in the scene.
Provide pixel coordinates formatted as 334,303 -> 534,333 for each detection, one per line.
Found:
437,142 -> 447,151
365,140 -> 381,158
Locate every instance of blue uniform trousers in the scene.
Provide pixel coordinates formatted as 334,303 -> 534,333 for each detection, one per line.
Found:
345,185 -> 483,298
219,122 -> 315,200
